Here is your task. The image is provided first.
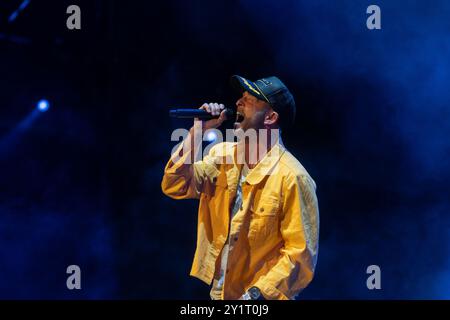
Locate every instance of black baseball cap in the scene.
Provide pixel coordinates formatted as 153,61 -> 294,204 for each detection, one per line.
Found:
230,75 -> 296,129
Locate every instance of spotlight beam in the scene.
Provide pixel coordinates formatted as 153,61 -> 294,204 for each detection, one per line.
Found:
8,0 -> 31,23
0,99 -> 49,156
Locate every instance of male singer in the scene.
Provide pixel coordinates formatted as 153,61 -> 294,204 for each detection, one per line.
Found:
161,75 -> 319,300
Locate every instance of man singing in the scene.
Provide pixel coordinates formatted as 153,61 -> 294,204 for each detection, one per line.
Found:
161,75 -> 319,300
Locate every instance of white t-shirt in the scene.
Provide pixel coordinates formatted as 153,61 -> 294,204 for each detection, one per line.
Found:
214,163 -> 250,293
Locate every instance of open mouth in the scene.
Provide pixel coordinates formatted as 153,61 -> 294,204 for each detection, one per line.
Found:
235,111 -> 245,123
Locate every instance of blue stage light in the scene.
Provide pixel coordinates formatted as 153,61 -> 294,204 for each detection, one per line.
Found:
205,131 -> 217,142
37,99 -> 50,112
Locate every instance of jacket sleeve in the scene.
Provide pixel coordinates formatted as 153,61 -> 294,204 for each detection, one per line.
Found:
253,174 -> 320,300
161,141 -> 223,200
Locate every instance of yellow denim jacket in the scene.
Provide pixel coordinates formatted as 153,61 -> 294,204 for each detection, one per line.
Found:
161,141 -> 319,300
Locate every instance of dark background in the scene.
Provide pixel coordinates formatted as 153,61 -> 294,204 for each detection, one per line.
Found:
0,0 -> 449,299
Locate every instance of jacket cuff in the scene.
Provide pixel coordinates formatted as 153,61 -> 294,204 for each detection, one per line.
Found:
252,281 -> 290,300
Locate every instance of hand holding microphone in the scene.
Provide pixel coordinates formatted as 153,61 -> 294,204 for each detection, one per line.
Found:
198,103 -> 227,130
170,103 -> 234,131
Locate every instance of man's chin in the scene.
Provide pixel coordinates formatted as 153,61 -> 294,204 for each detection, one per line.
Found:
233,123 -> 245,135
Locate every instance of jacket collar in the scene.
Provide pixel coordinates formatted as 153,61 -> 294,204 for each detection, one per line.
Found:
244,142 -> 285,185
227,141 -> 286,186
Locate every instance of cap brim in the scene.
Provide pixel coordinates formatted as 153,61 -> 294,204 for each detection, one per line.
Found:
230,75 -> 266,101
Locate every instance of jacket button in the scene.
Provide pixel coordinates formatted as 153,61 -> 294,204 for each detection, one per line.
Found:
240,205 -> 243,211
260,207 -> 264,212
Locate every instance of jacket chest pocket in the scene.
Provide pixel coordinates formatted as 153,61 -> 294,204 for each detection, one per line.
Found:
248,197 -> 280,244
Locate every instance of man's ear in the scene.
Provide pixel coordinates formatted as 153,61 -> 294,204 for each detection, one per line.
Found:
264,110 -> 279,126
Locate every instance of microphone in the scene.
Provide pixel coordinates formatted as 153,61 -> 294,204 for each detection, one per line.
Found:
169,108 -> 235,120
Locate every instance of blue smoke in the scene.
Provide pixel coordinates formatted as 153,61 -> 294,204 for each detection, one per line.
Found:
232,0 -> 450,299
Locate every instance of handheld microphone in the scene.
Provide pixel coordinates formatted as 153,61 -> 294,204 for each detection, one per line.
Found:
169,108 -> 235,120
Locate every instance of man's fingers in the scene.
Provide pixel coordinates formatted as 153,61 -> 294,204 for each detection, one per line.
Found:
216,103 -> 224,114
212,103 -> 219,116
200,102 -> 225,117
